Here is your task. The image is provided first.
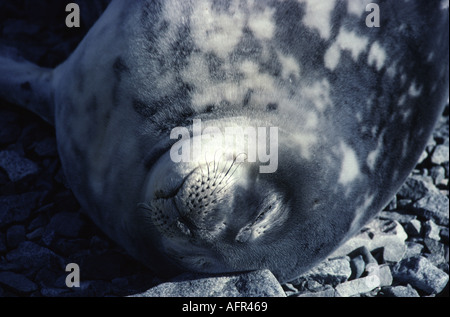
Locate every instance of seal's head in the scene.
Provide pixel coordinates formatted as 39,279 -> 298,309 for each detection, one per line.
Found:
138,117 -> 309,278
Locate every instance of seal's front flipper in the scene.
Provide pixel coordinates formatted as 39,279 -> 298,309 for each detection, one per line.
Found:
0,48 -> 55,125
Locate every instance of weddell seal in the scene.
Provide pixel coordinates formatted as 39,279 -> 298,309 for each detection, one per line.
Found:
0,0 -> 448,283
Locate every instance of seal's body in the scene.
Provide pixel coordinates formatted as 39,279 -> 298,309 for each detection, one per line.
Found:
0,0 -> 448,283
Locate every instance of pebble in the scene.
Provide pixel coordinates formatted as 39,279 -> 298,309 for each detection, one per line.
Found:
380,285 -> 420,297
130,270 -> 286,297
0,192 -> 43,227
0,150 -> 39,182
5,241 -> 64,271
403,219 -> 421,237
393,255 -> 449,294
404,242 -> 425,258
292,257 -> 351,287
350,255 -> 365,279
411,191 -> 449,226
0,271 -> 38,294
6,225 -> 26,249
430,166 -> 446,185
378,210 -> 416,224
397,175 -> 436,201
423,220 -> 442,241
430,144 -> 449,165
297,287 -> 336,297
335,275 -> 380,297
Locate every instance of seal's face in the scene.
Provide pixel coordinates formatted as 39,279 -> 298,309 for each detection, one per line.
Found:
141,118 -> 293,273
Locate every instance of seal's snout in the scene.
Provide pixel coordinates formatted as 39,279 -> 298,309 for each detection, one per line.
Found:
141,135 -> 290,273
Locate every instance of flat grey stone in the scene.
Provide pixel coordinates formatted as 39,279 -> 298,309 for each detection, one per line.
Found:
404,242 -> 424,258
423,220 -> 442,241
431,145 -> 449,165
292,257 -> 351,287
397,175 -> 436,201
335,275 -> 380,297
393,255 -> 449,294
430,166 -> 446,185
297,288 -> 336,297
378,211 -> 416,224
129,270 -> 285,297
350,255 -> 365,279
381,285 -> 420,297
403,219 -> 421,237
412,191 -> 449,226
0,150 -> 39,182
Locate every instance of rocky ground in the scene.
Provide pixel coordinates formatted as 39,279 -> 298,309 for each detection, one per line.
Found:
0,0 -> 448,297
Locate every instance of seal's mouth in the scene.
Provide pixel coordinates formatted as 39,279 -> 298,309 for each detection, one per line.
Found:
139,120 -> 291,273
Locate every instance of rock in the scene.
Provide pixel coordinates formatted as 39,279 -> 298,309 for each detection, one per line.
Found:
5,241 -> 64,271
380,285 -> 420,297
404,242 -> 424,258
393,255 -> 449,294
411,191 -> 449,226
403,219 -> 421,237
0,192 -> 43,227
397,199 -> 413,209
331,219 -> 407,262
367,264 -> 393,287
423,238 -> 447,268
129,270 -> 285,297
26,227 -> 44,240
46,212 -> 85,238
6,225 -> 26,249
350,255 -> 365,280
431,145 -> 449,165
416,150 -> 428,165
397,175 -> 436,201
430,166 -> 446,185
297,287 -> 336,297
0,272 -> 38,294
423,220 -> 442,241
293,257 -> 352,287
349,246 -> 378,265
40,287 -> 72,297
0,150 -> 39,182
378,211 -> 416,224
335,275 -> 380,297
